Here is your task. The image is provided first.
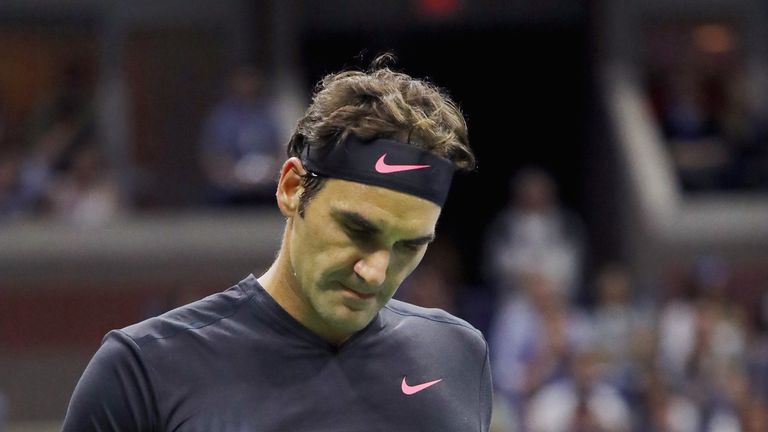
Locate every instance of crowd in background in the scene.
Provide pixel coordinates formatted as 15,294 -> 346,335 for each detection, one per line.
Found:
646,23 -> 768,193
0,63 -> 124,225
0,64 -> 282,226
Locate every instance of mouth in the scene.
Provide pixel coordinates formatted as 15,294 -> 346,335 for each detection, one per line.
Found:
339,284 -> 376,301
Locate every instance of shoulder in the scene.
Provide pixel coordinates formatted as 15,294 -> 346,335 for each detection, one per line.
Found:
119,278 -> 256,349
382,299 -> 487,351
384,299 -> 479,330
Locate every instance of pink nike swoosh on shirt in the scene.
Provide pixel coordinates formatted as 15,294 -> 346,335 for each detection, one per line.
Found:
401,377 -> 443,395
375,154 -> 431,173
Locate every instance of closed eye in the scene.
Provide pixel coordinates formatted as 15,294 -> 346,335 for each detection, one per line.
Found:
395,240 -> 429,253
344,225 -> 376,243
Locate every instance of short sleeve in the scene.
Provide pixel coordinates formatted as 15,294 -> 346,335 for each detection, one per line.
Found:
61,330 -> 158,432
479,340 -> 493,432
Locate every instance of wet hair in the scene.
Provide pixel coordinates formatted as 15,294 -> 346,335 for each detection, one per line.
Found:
287,53 -> 475,216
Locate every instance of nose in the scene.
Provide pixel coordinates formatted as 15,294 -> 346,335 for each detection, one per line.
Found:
354,249 -> 390,287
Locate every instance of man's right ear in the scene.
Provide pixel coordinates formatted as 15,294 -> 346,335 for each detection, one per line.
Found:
276,157 -> 305,217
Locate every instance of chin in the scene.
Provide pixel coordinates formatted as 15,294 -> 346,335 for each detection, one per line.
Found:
324,307 -> 373,334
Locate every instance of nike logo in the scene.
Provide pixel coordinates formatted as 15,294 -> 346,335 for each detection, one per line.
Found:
401,377 -> 442,395
375,154 -> 430,174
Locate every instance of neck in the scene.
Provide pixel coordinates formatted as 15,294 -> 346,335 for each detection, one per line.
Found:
258,222 -> 299,311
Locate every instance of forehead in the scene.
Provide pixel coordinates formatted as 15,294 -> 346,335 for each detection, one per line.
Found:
312,178 -> 442,234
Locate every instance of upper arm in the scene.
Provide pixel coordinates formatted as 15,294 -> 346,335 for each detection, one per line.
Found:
479,337 -> 493,432
61,330 -> 158,432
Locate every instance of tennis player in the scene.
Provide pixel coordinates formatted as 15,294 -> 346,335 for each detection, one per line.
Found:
61,55 -> 492,431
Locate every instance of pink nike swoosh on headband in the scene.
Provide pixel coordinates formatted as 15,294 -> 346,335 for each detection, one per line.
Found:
401,377 -> 442,395
375,154 -> 431,174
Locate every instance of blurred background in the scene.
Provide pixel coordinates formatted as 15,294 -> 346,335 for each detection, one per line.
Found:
1,0 -> 768,431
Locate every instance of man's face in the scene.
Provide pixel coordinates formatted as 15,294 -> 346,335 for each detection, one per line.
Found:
287,178 -> 441,342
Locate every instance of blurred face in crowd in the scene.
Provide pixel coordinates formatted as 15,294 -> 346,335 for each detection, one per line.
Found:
231,68 -> 263,101
275,158 -> 441,343
513,170 -> 556,212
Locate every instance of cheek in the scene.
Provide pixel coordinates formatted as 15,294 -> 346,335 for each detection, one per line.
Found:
289,224 -> 321,288
292,225 -> 356,281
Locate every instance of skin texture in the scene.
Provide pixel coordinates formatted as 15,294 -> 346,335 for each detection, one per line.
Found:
258,157 -> 441,344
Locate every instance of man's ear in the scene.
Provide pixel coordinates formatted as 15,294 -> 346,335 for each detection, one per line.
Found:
276,157 -> 305,217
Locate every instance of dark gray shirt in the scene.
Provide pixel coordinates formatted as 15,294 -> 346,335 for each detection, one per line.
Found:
62,275 -> 492,431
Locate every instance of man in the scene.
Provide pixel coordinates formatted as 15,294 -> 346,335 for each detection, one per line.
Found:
62,56 -> 492,431
198,66 -> 282,206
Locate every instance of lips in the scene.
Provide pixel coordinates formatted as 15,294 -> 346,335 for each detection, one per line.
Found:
340,284 -> 376,300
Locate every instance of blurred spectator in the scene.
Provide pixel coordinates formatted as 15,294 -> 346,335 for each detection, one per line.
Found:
647,23 -> 768,192
657,257 -> 746,389
43,143 -> 124,226
490,272 -> 593,427
591,263 -> 640,363
702,362 -> 750,432
0,61 -> 98,221
10,120 -> 80,218
658,68 -> 732,191
198,66 -> 282,206
590,263 -> 654,399
483,168 -> 586,302
643,370 -> 702,432
525,349 -> 632,432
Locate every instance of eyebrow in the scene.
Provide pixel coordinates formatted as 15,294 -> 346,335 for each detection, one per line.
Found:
331,209 -> 436,245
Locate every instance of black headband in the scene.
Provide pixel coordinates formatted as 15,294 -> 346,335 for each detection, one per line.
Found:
300,135 -> 455,206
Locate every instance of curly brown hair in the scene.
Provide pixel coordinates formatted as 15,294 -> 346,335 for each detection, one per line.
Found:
287,54 -> 475,216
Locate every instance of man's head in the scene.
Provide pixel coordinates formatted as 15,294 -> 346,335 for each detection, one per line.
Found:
269,55 -> 475,343
286,54 -> 475,216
